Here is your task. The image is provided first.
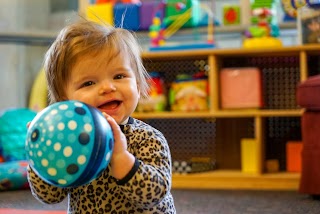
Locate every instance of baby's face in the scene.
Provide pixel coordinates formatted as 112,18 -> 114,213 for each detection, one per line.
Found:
64,51 -> 140,124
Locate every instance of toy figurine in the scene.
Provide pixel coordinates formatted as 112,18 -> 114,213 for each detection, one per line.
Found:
243,0 -> 282,48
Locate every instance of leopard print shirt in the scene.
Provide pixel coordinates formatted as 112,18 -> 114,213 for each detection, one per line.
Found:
27,117 -> 176,214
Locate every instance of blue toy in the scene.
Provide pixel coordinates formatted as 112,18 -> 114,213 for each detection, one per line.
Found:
25,100 -> 114,187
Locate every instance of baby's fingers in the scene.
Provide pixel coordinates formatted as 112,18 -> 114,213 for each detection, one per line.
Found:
102,113 -> 125,142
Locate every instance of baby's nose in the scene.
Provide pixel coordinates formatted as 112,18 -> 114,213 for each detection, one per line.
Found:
99,82 -> 116,94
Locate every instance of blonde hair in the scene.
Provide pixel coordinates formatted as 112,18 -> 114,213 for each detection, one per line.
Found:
43,20 -> 150,104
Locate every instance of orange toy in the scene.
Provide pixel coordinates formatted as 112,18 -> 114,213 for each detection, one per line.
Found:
286,141 -> 303,172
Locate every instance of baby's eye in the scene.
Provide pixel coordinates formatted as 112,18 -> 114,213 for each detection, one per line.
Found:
81,81 -> 95,87
114,74 -> 125,79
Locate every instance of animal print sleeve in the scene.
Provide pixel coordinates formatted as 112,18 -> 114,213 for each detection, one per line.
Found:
27,165 -> 68,204
118,123 -> 172,209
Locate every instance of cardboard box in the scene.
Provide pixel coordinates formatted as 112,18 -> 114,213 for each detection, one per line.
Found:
220,67 -> 263,109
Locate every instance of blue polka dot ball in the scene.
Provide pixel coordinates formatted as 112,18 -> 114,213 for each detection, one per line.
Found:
25,100 -> 114,187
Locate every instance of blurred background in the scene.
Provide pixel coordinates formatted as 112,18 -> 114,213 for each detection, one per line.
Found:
0,0 -> 297,110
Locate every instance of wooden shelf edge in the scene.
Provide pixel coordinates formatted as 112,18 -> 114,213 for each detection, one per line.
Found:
172,170 -> 300,190
142,44 -> 320,59
133,109 -> 303,119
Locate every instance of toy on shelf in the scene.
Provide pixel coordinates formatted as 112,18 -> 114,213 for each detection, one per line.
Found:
223,5 -> 241,26
149,0 -> 215,51
86,0 -> 141,30
281,0 -> 300,21
286,141 -> 303,172
25,101 -> 114,187
289,0 -> 320,44
136,72 -> 167,112
243,0 -> 282,48
281,0 -> 320,21
169,72 -> 208,111
220,67 -> 263,109
241,138 -> 259,174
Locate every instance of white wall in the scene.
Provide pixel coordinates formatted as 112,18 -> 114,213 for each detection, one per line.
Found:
0,0 -> 50,110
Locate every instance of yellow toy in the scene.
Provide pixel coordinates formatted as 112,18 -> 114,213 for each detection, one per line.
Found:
28,68 -> 48,112
243,37 -> 282,48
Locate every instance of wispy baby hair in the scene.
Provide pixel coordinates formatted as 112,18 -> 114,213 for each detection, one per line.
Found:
44,19 -> 150,104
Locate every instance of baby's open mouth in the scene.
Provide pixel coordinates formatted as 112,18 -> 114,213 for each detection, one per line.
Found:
98,100 -> 121,110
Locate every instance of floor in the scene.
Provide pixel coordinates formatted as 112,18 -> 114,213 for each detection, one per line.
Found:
0,189 -> 320,213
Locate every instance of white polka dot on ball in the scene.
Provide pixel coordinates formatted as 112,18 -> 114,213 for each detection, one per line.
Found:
54,142 -> 61,151
63,146 -> 73,157
50,109 -> 58,115
59,104 -> 68,110
41,159 -> 49,167
58,179 -> 67,185
37,151 -> 42,157
84,123 -> 92,132
74,102 -> 83,107
48,168 -> 57,176
77,155 -> 86,165
57,122 -> 65,130
68,120 -> 77,130
49,125 -> 54,132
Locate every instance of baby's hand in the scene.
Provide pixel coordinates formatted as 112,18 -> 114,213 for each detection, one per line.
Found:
102,113 -> 135,180
103,113 -> 128,156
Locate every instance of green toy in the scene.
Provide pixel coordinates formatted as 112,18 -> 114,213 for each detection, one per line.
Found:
243,0 -> 282,48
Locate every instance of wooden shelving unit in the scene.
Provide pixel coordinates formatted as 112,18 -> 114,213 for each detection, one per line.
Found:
133,45 -> 320,190
172,171 -> 300,190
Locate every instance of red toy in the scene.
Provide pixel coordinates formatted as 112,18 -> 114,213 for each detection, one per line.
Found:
136,72 -> 167,112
